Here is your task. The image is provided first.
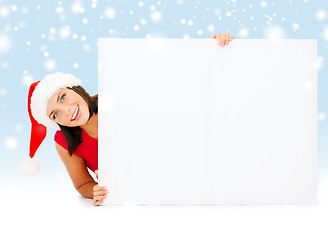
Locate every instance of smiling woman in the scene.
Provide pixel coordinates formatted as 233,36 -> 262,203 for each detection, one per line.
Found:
20,33 -> 235,206
22,72 -> 106,206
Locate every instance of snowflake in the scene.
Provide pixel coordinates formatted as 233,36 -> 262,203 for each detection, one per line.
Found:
104,7 -> 116,19
5,137 -> 18,150
316,10 -> 326,20
150,11 -> 162,22
43,59 -> 57,71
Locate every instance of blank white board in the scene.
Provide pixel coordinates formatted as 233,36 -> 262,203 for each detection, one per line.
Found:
98,39 -> 317,205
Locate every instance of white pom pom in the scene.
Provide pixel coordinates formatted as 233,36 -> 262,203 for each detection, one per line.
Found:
19,156 -> 41,177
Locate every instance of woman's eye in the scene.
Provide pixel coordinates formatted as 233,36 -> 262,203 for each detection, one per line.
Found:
53,111 -> 58,119
60,94 -> 66,102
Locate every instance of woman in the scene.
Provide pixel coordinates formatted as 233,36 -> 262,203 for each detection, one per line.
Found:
25,33 -> 235,206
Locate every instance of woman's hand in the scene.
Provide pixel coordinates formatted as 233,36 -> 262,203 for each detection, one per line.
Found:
92,170 -> 108,206
208,33 -> 235,47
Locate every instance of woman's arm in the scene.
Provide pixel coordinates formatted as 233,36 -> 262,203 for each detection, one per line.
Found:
55,143 -> 97,199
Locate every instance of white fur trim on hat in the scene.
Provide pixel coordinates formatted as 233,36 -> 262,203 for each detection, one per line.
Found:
30,72 -> 81,130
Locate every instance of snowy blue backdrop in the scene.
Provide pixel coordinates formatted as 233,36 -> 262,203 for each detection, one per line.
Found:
0,0 -> 327,189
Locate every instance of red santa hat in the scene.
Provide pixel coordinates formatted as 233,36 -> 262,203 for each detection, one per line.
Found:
19,72 -> 81,177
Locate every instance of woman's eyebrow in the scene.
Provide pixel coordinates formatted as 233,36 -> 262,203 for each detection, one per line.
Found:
48,90 -> 64,118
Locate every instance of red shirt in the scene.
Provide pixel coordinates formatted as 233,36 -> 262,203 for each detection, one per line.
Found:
54,129 -> 98,173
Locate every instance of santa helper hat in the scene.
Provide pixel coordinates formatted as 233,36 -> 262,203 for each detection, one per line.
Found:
19,72 -> 81,177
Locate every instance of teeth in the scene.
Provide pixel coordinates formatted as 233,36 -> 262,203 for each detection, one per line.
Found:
71,105 -> 79,120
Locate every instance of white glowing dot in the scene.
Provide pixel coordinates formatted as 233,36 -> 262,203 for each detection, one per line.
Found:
0,88 -> 7,96
0,34 -> 11,53
281,17 -> 286,21
292,23 -> 300,31
318,112 -> 326,121
260,1 -> 268,8
133,25 -> 140,31
44,51 -> 49,57
183,34 -> 190,39
59,27 -> 70,38
43,59 -> 56,71
138,1 -> 144,7
226,11 -> 232,17
82,18 -> 88,24
109,29 -> 114,34
197,29 -> 203,35
21,7 -> 28,14
56,6 -> 63,13
250,16 -> 255,20
81,35 -> 87,41
323,27 -> 328,41
249,4 -> 253,8
15,124 -> 22,131
150,11 -> 162,22
214,8 -> 221,16
180,18 -> 186,24
59,15 -> 66,21
208,24 -> 215,32
240,28 -> 249,37
40,45 -> 47,51
129,10 -> 134,15
140,18 -> 147,25
104,7 -> 116,19
264,25 -> 285,39
41,34 -> 46,38
150,5 -> 156,10
314,56 -> 324,70
73,63 -> 79,69
91,3 -> 97,8
11,5 -> 18,11
316,10 -> 326,20
0,6 -> 10,17
187,20 -> 193,25
82,43 -> 91,52
49,27 -> 56,34
26,41 -> 31,46
22,74 -> 34,86
20,21 -> 26,28
5,137 -> 18,150
1,61 -> 9,69
71,2 -> 82,14
72,34 -> 78,39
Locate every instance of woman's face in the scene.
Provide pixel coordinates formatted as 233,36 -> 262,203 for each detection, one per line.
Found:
46,88 -> 90,127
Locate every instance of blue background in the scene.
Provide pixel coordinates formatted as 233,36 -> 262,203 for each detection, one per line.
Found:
0,0 -> 327,187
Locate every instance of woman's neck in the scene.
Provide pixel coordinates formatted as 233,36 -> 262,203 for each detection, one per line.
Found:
80,113 -> 98,139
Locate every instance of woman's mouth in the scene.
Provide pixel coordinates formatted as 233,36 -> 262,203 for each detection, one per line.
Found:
71,105 -> 80,121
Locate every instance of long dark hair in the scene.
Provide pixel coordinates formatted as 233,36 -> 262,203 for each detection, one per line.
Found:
58,85 -> 98,156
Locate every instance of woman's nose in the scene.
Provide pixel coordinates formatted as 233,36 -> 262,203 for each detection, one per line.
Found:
61,105 -> 71,116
